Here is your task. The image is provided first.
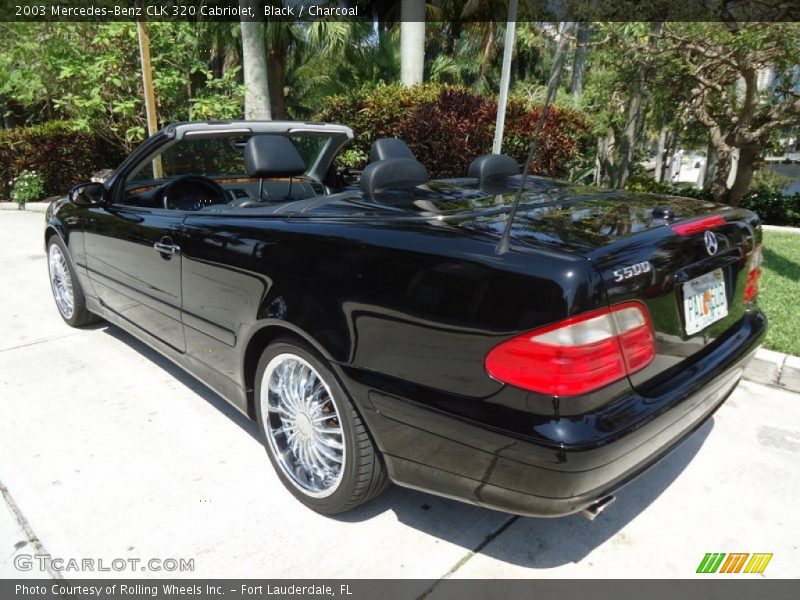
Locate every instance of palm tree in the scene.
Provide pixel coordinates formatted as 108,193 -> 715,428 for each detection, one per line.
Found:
570,23 -> 590,103
239,0 -> 271,119
286,22 -> 388,117
400,0 -> 425,86
263,21 -> 364,120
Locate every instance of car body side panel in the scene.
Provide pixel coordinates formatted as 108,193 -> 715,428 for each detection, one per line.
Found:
82,205 -> 186,352
178,215 -> 608,411
45,199 -> 99,301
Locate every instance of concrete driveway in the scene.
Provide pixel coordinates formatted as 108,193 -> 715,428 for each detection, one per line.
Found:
1,209 -> 798,582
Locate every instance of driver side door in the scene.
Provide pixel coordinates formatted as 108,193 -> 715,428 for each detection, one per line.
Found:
83,204 -> 186,352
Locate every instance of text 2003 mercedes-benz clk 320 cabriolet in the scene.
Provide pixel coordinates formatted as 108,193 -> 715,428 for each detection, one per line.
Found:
46,120 -> 766,517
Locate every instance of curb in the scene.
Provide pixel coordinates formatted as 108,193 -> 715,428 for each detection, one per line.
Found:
762,224 -> 800,234
744,348 -> 800,392
0,202 -> 51,213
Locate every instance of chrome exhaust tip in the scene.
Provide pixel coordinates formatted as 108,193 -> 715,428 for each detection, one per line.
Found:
580,495 -> 616,521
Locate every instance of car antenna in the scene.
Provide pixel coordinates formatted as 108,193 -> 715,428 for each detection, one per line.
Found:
495,21 -> 574,255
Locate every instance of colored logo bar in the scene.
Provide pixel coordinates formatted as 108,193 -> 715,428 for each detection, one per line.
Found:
696,553 -> 772,574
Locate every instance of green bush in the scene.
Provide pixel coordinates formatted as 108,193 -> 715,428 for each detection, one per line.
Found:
0,122 -> 125,199
626,172 -> 800,226
750,168 -> 792,194
742,189 -> 800,227
315,83 -> 591,179
9,169 -> 45,206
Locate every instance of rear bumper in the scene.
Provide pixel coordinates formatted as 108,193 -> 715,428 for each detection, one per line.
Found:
342,310 -> 767,517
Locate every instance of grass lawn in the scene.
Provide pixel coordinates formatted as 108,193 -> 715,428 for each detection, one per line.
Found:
760,231 -> 800,356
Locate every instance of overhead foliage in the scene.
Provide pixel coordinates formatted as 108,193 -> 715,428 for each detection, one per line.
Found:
1,17 -> 799,213
580,21 -> 800,204
652,22 -> 800,206
0,22 -> 244,150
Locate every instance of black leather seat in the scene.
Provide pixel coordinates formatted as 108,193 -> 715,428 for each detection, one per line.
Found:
468,154 -> 520,193
369,138 -> 418,162
360,138 -> 429,201
234,135 -> 308,207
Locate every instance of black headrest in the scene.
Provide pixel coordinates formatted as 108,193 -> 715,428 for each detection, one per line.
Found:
369,138 -> 416,162
244,135 -> 306,178
468,154 -> 520,182
360,158 -> 429,200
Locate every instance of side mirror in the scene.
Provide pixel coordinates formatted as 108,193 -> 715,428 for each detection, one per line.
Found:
69,182 -> 105,207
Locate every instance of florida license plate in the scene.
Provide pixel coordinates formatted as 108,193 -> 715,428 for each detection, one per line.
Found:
683,268 -> 728,335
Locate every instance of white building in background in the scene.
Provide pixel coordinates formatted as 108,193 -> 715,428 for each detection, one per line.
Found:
757,68 -> 777,92
735,67 -> 776,98
669,150 -> 707,186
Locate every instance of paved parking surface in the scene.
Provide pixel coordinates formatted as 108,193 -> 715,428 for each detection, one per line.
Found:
1,210 -> 799,581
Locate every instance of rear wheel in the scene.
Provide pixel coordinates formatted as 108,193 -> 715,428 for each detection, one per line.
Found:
254,338 -> 389,514
47,236 -> 99,327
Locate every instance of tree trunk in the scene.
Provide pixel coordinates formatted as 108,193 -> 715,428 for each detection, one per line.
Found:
615,82 -> 645,188
727,144 -> 760,206
702,140 -> 717,190
570,23 -> 589,104
615,22 -> 662,189
480,23 -> 496,77
239,1 -> 271,120
267,43 -> 287,120
709,145 -> 733,203
596,132 -> 615,187
653,125 -> 668,182
663,127 -> 678,181
546,22 -> 575,96
400,0 -> 425,86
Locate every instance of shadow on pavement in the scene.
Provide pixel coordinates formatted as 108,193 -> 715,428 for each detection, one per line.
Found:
101,321 -> 712,569
102,325 -> 261,444
341,419 -> 712,568
477,419 -> 712,568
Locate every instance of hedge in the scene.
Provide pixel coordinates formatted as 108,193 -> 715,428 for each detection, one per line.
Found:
0,122 -> 124,199
742,189 -> 800,227
314,83 -> 592,179
627,172 -> 800,227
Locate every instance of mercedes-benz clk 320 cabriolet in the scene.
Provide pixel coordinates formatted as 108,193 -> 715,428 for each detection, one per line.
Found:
45,121 -> 766,518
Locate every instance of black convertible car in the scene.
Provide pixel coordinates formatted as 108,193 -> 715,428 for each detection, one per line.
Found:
45,120 -> 766,517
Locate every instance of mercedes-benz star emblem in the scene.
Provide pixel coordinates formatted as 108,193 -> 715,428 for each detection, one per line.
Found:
704,230 -> 719,256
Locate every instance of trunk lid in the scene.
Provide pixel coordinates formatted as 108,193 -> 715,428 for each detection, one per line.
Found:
455,189 -> 762,395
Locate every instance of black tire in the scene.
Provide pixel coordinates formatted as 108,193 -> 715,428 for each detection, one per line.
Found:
254,337 -> 389,514
46,236 -> 100,328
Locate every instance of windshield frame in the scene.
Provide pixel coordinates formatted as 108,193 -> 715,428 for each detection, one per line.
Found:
108,121 -> 353,205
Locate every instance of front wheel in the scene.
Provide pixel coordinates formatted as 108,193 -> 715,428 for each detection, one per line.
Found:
254,338 -> 389,514
47,236 -> 99,327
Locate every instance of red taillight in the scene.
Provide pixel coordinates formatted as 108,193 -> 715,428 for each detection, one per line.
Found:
744,244 -> 762,303
485,302 -> 655,397
673,215 -> 725,236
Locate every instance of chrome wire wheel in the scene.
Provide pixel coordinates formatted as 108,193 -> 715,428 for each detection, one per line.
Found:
48,243 -> 74,319
261,353 -> 346,498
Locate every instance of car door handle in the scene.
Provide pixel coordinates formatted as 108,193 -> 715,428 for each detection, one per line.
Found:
153,240 -> 181,255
